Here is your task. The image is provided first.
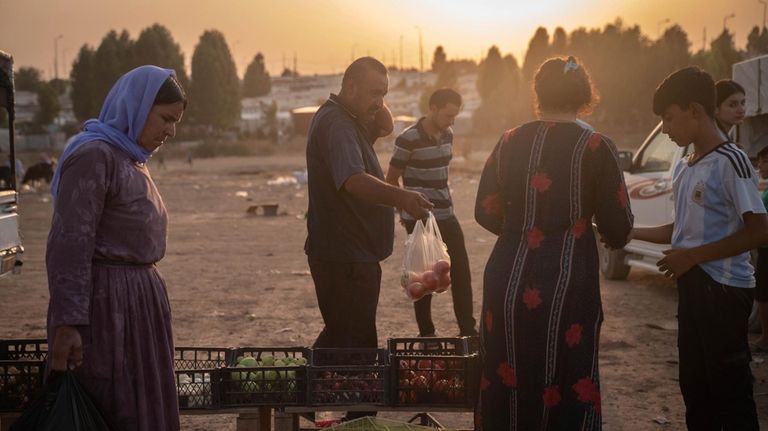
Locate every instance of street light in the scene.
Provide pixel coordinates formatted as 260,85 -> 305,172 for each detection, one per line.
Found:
53,34 -> 63,80
759,0 -> 767,30
657,18 -> 670,38
414,25 -> 423,74
723,13 -> 736,31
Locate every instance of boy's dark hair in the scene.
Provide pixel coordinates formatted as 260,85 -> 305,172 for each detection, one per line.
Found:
342,57 -> 387,89
428,88 -> 462,109
533,56 -> 597,115
154,75 -> 187,109
715,79 -> 746,107
653,66 -> 715,118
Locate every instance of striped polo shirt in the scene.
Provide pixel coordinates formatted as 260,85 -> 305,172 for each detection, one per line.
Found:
671,142 -> 765,287
390,118 -> 454,221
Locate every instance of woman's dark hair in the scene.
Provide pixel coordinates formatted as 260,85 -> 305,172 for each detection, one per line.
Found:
715,79 -> 745,107
533,56 -> 597,115
154,75 -> 187,109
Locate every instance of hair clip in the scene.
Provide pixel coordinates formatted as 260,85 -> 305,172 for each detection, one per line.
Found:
564,58 -> 579,73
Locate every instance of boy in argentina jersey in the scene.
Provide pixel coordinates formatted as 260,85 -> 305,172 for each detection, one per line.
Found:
633,67 -> 768,430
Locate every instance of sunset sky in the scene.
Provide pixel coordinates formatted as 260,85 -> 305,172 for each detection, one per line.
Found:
0,0 -> 762,79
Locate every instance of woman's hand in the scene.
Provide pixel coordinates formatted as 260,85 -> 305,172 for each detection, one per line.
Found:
51,325 -> 83,371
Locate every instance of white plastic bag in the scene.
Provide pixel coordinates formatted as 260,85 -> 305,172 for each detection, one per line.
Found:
400,213 -> 451,301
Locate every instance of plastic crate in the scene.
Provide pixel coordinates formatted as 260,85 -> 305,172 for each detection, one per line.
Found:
387,337 -> 472,356
174,347 -> 234,370
0,360 -> 46,412
175,369 -> 220,410
220,347 -> 310,407
391,354 -> 479,408
0,339 -> 48,362
307,348 -> 388,406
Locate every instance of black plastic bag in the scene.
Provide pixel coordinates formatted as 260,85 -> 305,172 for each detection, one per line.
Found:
10,370 -> 112,431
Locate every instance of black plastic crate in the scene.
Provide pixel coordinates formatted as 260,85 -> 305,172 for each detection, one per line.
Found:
221,347 -> 310,407
175,369 -> 220,410
391,354 -> 480,408
307,348 -> 388,406
0,339 -> 48,362
387,337 -> 472,356
220,365 -> 307,407
0,360 -> 46,412
174,347 -> 234,370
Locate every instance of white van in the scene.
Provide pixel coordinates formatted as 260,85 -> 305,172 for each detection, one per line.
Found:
599,55 -> 768,330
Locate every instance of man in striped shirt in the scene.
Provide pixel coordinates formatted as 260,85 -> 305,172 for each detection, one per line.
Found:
386,88 -> 477,337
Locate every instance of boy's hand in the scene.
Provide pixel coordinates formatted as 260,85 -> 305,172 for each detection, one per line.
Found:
657,248 -> 697,279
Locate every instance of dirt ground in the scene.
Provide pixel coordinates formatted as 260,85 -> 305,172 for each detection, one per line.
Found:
0,145 -> 766,430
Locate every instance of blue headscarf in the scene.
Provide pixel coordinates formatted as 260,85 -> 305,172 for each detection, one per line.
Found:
50,65 -> 177,200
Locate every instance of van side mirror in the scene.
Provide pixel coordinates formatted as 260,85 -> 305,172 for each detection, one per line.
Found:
617,151 -> 633,172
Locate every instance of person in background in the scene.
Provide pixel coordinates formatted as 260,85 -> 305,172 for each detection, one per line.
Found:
474,56 -> 633,430
715,79 -> 746,141
47,65 -> 186,431
386,88 -> 478,338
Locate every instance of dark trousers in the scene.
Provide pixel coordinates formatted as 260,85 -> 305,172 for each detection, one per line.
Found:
309,258 -> 381,348
404,216 -> 477,336
677,265 -> 759,430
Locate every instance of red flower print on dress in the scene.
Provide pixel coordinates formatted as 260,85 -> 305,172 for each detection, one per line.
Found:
480,375 -> 491,391
496,362 -> 517,387
484,310 -> 493,333
617,184 -> 628,209
565,323 -> 583,347
523,287 -> 542,310
527,227 -> 544,249
588,133 -> 602,151
543,385 -> 561,407
572,377 -> 600,405
571,218 -> 587,238
481,193 -> 503,217
530,172 -> 552,193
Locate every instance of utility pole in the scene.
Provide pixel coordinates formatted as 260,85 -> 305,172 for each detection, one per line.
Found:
415,26 -> 423,73
53,34 -> 63,80
761,0 -> 767,30
293,52 -> 297,79
702,27 -> 707,51
399,35 -> 404,71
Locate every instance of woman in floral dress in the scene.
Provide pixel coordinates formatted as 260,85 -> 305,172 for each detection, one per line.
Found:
474,57 -> 633,430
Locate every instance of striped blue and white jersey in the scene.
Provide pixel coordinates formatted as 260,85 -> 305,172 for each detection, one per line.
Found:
390,118 -> 454,221
671,142 -> 765,287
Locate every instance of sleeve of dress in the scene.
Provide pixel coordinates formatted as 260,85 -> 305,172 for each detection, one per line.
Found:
46,144 -> 111,327
592,133 -> 634,249
475,134 -> 506,235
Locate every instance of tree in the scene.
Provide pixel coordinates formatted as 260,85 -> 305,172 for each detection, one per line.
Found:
14,67 -> 43,92
93,30 -> 135,107
281,67 -> 298,78
747,26 -> 768,57
188,30 -> 241,130
431,46 -> 447,73
551,27 -> 568,55
474,46 -> 522,132
70,45 -> 99,122
705,29 -> 742,80
523,27 -> 551,79
242,53 -> 271,97
132,24 -> 189,87
34,82 -> 61,127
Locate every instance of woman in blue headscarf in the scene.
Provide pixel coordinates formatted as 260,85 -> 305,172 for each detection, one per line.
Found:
46,65 -> 186,430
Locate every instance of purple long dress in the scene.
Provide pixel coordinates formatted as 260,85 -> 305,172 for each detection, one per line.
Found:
46,140 -> 179,431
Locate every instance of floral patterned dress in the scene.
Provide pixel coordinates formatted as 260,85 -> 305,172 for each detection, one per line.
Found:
474,121 -> 633,430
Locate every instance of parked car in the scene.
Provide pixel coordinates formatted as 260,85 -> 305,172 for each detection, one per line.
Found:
600,54 -> 768,331
0,50 -> 24,276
